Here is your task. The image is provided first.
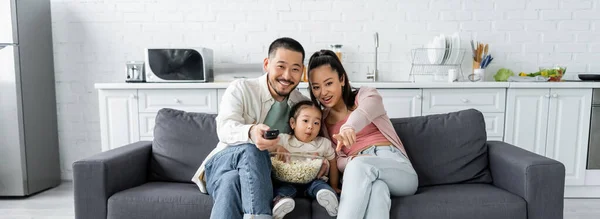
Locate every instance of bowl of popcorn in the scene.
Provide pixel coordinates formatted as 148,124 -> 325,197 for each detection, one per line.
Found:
270,152 -> 326,184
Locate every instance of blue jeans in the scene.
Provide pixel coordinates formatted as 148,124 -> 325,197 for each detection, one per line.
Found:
274,179 -> 335,199
337,145 -> 418,219
204,143 -> 273,219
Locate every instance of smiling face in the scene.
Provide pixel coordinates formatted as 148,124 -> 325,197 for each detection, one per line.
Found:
308,64 -> 345,109
263,48 -> 304,101
289,106 -> 322,143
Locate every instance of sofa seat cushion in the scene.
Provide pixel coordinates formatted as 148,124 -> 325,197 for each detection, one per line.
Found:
107,182 -> 312,219
107,182 -> 212,219
391,184 -> 526,219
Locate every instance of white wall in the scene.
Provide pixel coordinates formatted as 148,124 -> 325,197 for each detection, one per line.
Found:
51,0 -> 600,179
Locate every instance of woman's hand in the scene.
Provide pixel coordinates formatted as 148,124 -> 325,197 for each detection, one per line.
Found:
332,128 -> 356,152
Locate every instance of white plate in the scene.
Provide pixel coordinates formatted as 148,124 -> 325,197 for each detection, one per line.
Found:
449,33 -> 461,65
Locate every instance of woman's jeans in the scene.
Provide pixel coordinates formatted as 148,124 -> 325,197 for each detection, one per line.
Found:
274,179 -> 336,199
204,143 -> 273,219
337,145 -> 419,219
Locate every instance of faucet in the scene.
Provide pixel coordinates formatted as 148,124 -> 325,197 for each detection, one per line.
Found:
366,32 -> 378,82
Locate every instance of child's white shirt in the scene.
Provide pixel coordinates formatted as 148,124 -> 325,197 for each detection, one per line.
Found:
277,134 -> 336,161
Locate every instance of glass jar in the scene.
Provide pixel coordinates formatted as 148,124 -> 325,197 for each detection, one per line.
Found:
329,44 -> 343,62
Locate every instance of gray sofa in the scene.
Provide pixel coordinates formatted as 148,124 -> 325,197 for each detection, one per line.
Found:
73,108 -> 565,219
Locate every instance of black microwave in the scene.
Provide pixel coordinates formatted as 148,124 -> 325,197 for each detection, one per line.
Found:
144,47 -> 214,82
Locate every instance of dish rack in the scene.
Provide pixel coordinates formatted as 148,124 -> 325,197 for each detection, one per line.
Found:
408,48 -> 467,82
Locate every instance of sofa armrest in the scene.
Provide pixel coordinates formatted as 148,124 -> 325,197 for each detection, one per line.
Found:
72,141 -> 152,219
487,141 -> 565,219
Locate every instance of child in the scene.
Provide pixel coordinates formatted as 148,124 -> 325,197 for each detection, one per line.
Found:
271,100 -> 340,219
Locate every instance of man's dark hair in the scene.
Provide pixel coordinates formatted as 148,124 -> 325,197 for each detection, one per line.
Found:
267,37 -> 305,63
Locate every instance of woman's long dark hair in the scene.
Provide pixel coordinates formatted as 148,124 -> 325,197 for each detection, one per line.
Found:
306,49 -> 358,110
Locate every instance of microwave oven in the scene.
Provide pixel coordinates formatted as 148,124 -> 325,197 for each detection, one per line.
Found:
144,47 -> 214,82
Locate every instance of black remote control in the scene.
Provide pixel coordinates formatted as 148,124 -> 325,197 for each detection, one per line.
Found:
263,129 -> 279,140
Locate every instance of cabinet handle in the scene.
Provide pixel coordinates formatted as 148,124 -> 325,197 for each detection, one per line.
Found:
461,98 -> 469,103
552,94 -> 558,98
174,98 -> 181,103
415,95 -> 422,99
545,94 -> 550,98
130,94 -> 137,99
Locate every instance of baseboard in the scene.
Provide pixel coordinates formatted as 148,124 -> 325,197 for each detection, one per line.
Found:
565,186 -> 600,198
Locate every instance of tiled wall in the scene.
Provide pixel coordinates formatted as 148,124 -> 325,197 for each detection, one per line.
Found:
51,0 -> 600,179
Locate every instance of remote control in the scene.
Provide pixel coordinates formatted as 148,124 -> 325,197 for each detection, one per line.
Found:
263,129 -> 279,140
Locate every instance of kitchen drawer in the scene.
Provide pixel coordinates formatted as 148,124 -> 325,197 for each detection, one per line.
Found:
138,89 -> 218,113
422,112 -> 505,138
422,88 -> 506,113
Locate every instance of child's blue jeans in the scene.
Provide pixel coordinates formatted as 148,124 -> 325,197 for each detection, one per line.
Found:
274,179 -> 336,199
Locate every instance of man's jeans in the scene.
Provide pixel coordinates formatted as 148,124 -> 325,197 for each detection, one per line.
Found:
204,143 -> 273,219
274,179 -> 336,199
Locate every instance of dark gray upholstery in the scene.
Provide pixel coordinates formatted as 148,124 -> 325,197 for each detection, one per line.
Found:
108,182 -> 213,219
391,109 -> 493,187
150,108 -> 219,182
488,141 -> 566,219
391,184 -> 526,219
73,108 -> 566,219
73,141 -> 152,219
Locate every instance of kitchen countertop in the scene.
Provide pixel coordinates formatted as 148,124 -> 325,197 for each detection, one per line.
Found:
94,81 -> 600,89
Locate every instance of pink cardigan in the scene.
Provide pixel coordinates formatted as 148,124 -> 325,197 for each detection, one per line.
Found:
321,86 -> 409,172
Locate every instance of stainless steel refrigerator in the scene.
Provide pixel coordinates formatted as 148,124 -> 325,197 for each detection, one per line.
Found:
0,0 -> 61,196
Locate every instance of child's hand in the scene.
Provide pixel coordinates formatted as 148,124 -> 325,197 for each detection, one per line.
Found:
316,158 -> 329,178
333,187 -> 342,194
274,146 -> 290,162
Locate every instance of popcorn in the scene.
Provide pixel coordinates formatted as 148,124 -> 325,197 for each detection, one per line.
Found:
271,157 -> 323,184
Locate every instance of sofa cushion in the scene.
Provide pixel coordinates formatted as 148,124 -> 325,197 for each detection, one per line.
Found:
390,184 -> 526,219
107,182 -> 213,219
391,109 -> 492,187
107,182 -> 312,219
150,108 -> 219,182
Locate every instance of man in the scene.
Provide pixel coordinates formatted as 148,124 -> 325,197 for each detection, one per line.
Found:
192,37 -> 308,219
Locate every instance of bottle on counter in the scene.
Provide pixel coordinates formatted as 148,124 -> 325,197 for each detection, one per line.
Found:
329,44 -> 343,62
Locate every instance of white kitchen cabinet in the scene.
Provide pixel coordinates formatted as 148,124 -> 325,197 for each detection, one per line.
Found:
504,89 -> 550,155
378,89 -> 423,118
98,89 -> 220,150
546,89 -> 592,186
98,89 -> 139,151
218,89 -> 226,107
422,88 -> 506,113
297,87 -> 311,99
504,88 -> 592,186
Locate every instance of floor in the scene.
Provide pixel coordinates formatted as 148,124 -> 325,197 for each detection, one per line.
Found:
0,182 -> 599,219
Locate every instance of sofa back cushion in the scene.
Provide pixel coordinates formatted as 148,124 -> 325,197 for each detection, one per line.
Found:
391,109 -> 493,187
149,108 -> 219,182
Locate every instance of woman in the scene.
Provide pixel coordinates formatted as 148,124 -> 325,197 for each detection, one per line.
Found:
306,50 -> 418,219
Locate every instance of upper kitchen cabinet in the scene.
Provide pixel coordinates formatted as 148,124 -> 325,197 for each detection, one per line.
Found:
504,88 -> 592,186
378,89 -> 423,118
0,0 -> 15,43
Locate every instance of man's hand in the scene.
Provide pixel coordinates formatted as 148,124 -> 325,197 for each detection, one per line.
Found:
333,128 -> 356,152
250,124 -> 279,151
